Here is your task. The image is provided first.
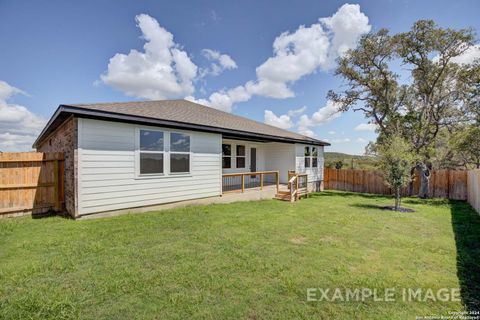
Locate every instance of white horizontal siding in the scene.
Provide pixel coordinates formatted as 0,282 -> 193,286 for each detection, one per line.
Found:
263,143 -> 296,183
78,118 -> 222,215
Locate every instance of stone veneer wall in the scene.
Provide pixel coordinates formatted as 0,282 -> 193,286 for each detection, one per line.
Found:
36,117 -> 78,217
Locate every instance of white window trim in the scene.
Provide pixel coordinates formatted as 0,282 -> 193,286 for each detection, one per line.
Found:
169,131 -> 192,175
312,147 -> 318,168
222,143 -> 232,169
236,144 -> 246,169
304,146 -> 319,169
136,127 -> 165,177
304,146 -> 311,168
135,127 -> 192,179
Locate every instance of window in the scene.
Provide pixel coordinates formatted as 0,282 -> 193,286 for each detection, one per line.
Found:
170,132 -> 190,173
139,130 -> 164,174
312,147 -> 318,168
222,144 -> 231,169
236,145 -> 245,168
304,146 -> 311,168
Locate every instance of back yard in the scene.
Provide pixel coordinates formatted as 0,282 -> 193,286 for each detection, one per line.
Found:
1,191 -> 479,319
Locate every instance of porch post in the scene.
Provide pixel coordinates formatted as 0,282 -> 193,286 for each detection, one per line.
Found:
276,171 -> 279,194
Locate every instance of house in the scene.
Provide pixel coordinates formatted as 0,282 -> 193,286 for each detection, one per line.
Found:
33,100 -> 330,218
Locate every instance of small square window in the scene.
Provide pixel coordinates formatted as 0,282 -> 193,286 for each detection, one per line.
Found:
222,144 -> 232,156
140,130 -> 164,151
170,133 -> 190,152
305,157 -> 311,168
305,146 -> 311,157
140,153 -> 164,174
236,157 -> 245,168
222,157 -> 231,169
236,145 -> 245,156
170,154 -> 190,173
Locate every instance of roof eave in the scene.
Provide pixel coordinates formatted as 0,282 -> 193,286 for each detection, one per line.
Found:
34,105 -> 331,148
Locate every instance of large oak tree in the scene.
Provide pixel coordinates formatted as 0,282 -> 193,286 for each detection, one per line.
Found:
328,20 -> 477,196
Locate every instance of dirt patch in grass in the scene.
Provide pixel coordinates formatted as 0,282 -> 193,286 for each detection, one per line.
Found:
290,236 -> 307,244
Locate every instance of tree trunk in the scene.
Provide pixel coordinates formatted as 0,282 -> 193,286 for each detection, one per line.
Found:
408,167 -> 416,196
394,187 -> 401,211
418,163 -> 430,199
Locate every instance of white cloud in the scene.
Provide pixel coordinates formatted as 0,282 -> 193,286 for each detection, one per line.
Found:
191,4 -> 370,111
432,44 -> 480,65
310,100 -> 342,124
354,123 -> 377,132
100,14 -> 198,100
319,3 -> 371,67
287,106 -> 307,117
295,100 -> 342,137
185,85 -> 250,112
356,137 -> 368,143
332,138 -> 351,143
264,110 -> 293,129
451,44 -> 480,65
328,131 -> 335,135
200,49 -> 237,77
0,81 -> 46,151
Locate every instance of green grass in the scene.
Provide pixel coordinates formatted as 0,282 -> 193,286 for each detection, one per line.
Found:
1,191 -> 479,319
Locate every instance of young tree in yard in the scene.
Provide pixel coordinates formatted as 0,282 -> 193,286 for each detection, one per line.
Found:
377,136 -> 417,211
328,20 -> 476,198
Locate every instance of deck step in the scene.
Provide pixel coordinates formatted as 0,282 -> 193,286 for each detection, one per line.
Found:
274,190 -> 309,202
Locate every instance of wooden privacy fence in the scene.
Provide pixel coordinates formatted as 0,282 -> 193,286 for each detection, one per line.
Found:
467,170 -> 480,214
324,168 -> 468,200
0,152 -> 64,217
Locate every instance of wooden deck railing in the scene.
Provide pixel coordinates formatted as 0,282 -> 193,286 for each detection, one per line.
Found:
222,171 -> 279,194
288,171 -> 308,201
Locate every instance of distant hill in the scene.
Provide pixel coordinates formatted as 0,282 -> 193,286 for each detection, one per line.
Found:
324,152 -> 376,170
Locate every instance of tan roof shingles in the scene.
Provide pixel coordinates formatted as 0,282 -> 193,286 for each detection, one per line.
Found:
66,99 -> 329,145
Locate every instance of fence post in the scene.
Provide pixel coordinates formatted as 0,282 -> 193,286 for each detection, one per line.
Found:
260,173 -> 264,190
276,171 -> 279,194
53,159 -> 60,211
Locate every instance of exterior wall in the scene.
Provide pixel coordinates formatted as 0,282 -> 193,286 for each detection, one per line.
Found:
263,143 -> 296,183
221,139 -> 266,175
295,144 -> 325,191
77,118 -> 222,216
36,116 -> 78,217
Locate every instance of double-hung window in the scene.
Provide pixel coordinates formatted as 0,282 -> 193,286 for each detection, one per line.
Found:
222,144 -> 232,169
236,145 -> 245,168
304,146 -> 311,168
139,129 -> 164,174
304,146 -> 318,168
170,132 -> 190,173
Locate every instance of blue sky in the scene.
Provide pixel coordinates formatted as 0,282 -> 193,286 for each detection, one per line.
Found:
1,0 -> 479,153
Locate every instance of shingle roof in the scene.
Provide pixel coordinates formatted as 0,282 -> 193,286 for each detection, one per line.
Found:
34,99 -> 330,147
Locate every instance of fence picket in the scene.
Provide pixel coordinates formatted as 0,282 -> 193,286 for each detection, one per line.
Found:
323,168 -> 469,201
0,152 -> 64,217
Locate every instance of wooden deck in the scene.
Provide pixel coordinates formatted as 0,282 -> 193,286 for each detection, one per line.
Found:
222,170 -> 308,202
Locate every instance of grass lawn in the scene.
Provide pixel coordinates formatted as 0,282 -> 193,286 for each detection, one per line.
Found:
1,191 -> 479,319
